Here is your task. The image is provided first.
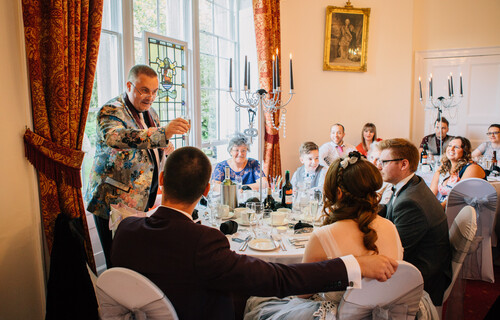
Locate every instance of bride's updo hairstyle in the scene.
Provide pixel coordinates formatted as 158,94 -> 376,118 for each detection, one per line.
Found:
322,151 -> 383,253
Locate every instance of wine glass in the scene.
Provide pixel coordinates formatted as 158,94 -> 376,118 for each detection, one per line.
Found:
181,114 -> 191,144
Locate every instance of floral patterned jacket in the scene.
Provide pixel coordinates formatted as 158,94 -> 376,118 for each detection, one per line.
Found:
85,93 -> 168,219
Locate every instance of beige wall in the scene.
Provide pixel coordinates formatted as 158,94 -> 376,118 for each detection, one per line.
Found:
413,0 -> 500,51
280,0 -> 414,172
0,1 -> 45,319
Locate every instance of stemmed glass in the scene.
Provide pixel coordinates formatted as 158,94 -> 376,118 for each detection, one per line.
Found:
311,190 -> 323,226
245,202 -> 263,237
181,114 -> 191,144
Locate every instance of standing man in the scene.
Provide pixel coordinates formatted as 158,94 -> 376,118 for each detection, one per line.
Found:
377,138 -> 451,306
319,123 -> 355,167
112,146 -> 398,320
419,117 -> 454,156
85,64 -> 189,267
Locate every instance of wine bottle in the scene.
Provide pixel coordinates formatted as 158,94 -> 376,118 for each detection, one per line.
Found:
263,187 -> 275,210
490,151 -> 497,171
281,170 -> 293,209
222,167 -> 234,185
421,144 -> 428,165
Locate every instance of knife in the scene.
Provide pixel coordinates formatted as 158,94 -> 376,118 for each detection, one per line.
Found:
239,235 -> 252,251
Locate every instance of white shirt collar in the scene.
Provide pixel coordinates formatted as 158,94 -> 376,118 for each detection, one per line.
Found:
331,141 -> 345,148
393,173 -> 415,197
160,204 -> 193,221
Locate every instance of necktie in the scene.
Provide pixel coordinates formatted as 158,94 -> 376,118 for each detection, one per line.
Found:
386,186 -> 396,220
336,145 -> 343,154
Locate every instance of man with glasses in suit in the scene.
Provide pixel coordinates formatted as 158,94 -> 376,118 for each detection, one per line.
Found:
377,138 -> 451,307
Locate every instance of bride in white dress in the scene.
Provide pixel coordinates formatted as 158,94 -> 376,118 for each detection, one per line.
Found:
244,151 -> 403,320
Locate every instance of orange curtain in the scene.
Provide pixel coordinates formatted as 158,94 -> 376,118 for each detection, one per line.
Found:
22,0 -> 103,270
253,0 -> 282,181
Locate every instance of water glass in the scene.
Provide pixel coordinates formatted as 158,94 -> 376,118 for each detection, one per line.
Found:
181,114 -> 191,143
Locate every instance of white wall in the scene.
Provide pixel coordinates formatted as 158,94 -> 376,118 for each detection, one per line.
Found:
280,0 -> 414,172
0,0 -> 45,319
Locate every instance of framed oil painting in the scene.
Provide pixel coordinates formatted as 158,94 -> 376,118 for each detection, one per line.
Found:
323,5 -> 370,72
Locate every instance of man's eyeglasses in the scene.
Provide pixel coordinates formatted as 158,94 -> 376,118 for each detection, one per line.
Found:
377,158 -> 404,167
486,132 -> 500,136
130,82 -> 158,98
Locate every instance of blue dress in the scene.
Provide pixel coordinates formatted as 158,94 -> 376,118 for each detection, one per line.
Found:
212,158 -> 263,184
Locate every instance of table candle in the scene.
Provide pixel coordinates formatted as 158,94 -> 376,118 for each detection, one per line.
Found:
244,56 -> 247,89
247,61 -> 250,90
418,77 -> 422,100
460,73 -> 463,96
276,48 -> 280,88
450,72 -> 454,96
272,55 -> 276,90
290,53 -> 294,91
229,58 -> 232,89
430,74 -> 433,98
448,76 -> 451,97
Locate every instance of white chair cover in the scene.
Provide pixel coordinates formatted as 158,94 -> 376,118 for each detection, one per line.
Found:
337,261 -> 424,320
446,178 -> 497,282
96,267 -> 178,320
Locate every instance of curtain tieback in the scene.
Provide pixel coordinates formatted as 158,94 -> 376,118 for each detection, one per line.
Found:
24,128 -> 84,188
264,131 -> 279,144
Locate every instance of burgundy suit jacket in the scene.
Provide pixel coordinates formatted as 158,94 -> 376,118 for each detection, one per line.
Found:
112,206 -> 349,320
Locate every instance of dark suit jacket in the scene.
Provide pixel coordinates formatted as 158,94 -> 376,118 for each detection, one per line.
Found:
380,175 -> 452,306
112,206 -> 349,320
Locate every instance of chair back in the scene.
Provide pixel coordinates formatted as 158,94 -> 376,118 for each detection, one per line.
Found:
442,205 -> 477,303
96,267 -> 178,320
337,260 -> 423,320
445,178 -> 497,282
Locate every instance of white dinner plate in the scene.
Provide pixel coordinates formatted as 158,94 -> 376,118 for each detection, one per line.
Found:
221,212 -> 235,220
264,218 -> 289,226
248,238 -> 278,251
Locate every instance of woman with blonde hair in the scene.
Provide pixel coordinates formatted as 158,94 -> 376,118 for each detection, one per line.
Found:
244,151 -> 403,320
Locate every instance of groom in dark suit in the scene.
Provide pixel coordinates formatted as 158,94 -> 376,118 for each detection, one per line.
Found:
377,139 -> 451,306
112,146 -> 398,320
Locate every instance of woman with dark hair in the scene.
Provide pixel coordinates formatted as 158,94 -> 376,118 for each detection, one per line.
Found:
355,123 -> 382,157
244,151 -> 403,320
472,124 -> 500,159
431,136 -> 486,207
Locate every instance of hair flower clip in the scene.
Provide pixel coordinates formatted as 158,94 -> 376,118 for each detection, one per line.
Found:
340,151 -> 362,169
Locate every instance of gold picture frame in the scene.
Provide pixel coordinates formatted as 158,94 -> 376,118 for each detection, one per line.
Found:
323,5 -> 370,72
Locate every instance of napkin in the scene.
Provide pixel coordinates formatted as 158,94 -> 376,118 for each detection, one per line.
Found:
293,220 -> 313,234
220,220 -> 238,235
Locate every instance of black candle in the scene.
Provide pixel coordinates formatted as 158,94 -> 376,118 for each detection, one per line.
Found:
244,56 -> 247,88
418,77 -> 422,100
450,73 -> 454,96
448,77 -> 451,97
229,58 -> 232,89
460,73 -> 463,96
247,61 -> 250,90
430,74 -> 433,98
276,49 -> 280,88
272,55 -> 275,90
290,53 -> 294,91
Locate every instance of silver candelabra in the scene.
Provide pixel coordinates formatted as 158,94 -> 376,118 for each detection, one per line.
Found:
418,72 -> 463,158
228,53 -> 295,201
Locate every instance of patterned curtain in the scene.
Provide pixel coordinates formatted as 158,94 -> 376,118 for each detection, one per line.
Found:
253,0 -> 282,180
22,0 -> 103,270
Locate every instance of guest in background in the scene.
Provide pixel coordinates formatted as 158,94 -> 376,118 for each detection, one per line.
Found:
471,124 -> 500,159
245,151 -> 403,319
419,117 -> 454,156
112,147 -> 398,320
319,123 -> 356,167
356,122 -> 382,157
212,133 -> 267,190
368,141 -> 393,204
85,64 -> 188,267
378,138 -> 451,306
291,141 -> 327,191
431,136 -> 486,208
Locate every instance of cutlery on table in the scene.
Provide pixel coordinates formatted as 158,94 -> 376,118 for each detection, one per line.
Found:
239,235 -> 252,251
272,234 -> 287,251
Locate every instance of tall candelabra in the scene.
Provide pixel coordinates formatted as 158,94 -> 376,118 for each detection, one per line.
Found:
418,72 -> 464,158
228,52 -> 295,201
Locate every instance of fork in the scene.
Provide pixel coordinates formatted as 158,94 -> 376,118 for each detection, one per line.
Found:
272,234 -> 287,251
239,235 -> 252,251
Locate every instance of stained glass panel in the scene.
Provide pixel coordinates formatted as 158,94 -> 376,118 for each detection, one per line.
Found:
144,32 -> 188,148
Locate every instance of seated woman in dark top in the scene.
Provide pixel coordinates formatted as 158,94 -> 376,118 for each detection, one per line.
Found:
430,136 -> 486,208
212,133 -> 267,190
